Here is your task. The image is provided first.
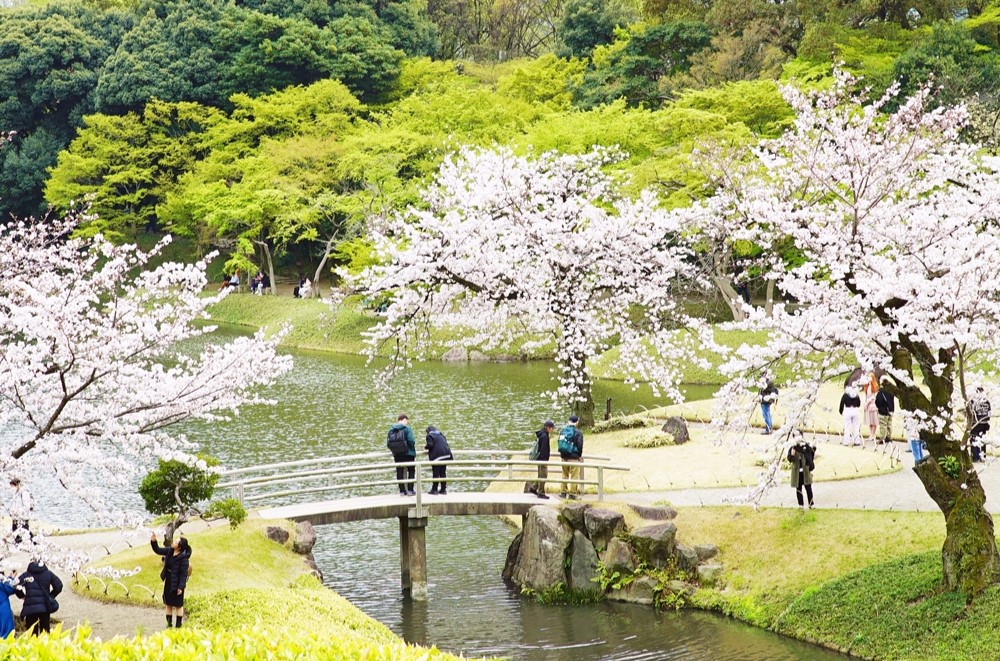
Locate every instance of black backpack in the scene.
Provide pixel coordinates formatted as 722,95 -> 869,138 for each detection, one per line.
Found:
387,427 -> 408,455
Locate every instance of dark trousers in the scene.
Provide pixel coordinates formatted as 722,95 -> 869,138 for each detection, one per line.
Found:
24,612 -> 51,635
525,464 -> 548,494
971,423 -> 990,461
394,454 -> 415,492
795,483 -> 814,507
431,464 -> 447,492
12,519 -> 31,543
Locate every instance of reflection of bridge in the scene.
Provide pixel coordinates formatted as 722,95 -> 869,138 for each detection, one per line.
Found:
218,451 -> 628,600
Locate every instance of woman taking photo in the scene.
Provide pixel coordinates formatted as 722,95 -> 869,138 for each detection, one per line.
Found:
151,533 -> 192,628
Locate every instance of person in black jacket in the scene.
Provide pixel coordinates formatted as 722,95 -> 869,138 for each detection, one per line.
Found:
968,387 -> 992,462
425,426 -> 454,495
787,434 -> 816,510
525,420 -> 555,499
16,560 -> 62,635
151,533 -> 192,628
874,378 -> 895,444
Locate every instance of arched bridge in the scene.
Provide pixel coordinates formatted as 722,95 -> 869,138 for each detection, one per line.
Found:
218,450 -> 629,600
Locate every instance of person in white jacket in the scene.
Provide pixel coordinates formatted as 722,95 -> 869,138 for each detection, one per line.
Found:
9,477 -> 33,543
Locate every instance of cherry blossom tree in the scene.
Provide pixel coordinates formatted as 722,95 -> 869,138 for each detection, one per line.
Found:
685,70 -> 1000,596
353,146 -> 706,425
0,209 -> 292,545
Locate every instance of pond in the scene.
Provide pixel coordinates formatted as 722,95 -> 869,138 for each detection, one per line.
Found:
30,331 -> 842,660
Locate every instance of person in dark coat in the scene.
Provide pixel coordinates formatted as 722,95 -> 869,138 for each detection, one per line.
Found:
151,533 -> 192,628
874,377 -> 895,444
968,387 -> 992,462
788,434 -> 816,510
16,560 -> 62,635
388,414 -> 417,495
425,426 -> 454,495
525,420 -> 554,499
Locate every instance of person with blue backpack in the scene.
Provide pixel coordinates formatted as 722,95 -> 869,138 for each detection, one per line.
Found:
558,415 -> 584,499
387,414 -> 416,495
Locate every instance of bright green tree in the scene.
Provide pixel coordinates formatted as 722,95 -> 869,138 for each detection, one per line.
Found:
139,455 -> 220,544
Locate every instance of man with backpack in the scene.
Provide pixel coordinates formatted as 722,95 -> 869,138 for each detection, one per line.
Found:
387,414 -> 416,495
558,416 -> 584,500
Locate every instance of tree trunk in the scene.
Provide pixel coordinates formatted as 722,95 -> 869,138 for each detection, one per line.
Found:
764,277 -> 776,317
913,457 -> 1000,597
164,513 -> 188,546
892,341 -> 1000,597
710,275 -> 747,322
310,234 -> 338,299
255,240 -> 278,296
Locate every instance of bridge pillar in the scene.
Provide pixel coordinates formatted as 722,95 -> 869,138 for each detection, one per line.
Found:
399,511 -> 429,601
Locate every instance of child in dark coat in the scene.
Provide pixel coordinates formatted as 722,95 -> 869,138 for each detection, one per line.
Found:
425,426 -> 454,495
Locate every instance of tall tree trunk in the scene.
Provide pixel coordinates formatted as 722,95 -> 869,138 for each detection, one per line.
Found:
894,342 -> 1000,597
310,234 -> 339,299
255,240 -> 278,296
913,458 -> 1000,596
764,277 -> 776,317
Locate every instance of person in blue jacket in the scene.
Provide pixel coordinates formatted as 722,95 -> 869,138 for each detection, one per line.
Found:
388,414 -> 417,495
425,426 -> 454,495
0,573 -> 17,638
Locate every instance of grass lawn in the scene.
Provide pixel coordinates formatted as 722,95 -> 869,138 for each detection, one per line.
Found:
74,520 -> 308,605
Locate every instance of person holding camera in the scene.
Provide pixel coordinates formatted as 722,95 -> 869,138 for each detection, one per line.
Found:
788,432 -> 816,510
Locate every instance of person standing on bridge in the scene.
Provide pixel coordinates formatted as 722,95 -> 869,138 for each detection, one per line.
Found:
558,416 -> 584,500
425,426 -> 453,495
525,420 -> 554,499
388,414 -> 417,496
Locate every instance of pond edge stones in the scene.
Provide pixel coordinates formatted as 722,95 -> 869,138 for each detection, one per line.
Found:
266,521 -> 323,581
503,504 -> 722,605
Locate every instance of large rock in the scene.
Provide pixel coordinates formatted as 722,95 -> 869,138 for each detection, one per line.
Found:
673,542 -> 699,572
599,537 -> 635,575
560,502 -> 591,532
660,417 -> 690,445
695,544 -> 719,562
630,523 -> 677,569
664,579 -> 696,597
568,530 -> 600,593
584,508 -> 625,553
607,576 -> 659,605
265,526 -> 290,545
628,504 -> 678,521
441,347 -> 468,362
510,506 -> 574,591
502,532 -> 523,582
697,564 -> 724,587
469,350 -> 489,362
292,521 -> 317,555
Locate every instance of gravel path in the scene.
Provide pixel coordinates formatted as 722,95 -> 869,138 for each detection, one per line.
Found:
610,440 -> 1000,512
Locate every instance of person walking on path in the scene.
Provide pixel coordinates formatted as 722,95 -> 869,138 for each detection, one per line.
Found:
151,533 -> 191,628
387,414 -> 416,496
424,426 -> 453,495
875,378 -> 895,444
9,477 -> 33,544
16,560 -> 62,635
840,385 -> 862,446
558,416 -> 584,499
788,433 -> 815,510
525,421 -> 554,499
760,378 -> 779,435
0,573 -> 18,638
968,387 -> 992,462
